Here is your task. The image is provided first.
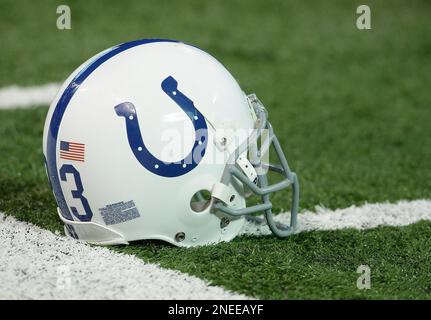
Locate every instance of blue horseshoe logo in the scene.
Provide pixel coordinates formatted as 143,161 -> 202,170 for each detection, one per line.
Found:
115,76 -> 208,177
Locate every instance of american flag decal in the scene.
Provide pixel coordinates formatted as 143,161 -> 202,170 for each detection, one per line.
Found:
60,141 -> 85,162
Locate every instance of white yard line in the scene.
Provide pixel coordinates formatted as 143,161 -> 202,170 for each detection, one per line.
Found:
0,212 -> 249,300
241,199 -> 431,236
1,200 -> 430,299
0,83 -> 61,109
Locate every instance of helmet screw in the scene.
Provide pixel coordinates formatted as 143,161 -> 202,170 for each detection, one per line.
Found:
220,137 -> 227,146
175,232 -> 186,242
220,217 -> 230,228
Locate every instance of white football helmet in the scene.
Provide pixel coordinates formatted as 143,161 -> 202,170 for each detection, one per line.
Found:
43,39 -> 299,247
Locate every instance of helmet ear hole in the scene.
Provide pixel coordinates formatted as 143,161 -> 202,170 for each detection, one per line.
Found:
190,190 -> 212,212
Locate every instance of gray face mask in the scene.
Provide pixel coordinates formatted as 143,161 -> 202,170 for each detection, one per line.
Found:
212,94 -> 299,237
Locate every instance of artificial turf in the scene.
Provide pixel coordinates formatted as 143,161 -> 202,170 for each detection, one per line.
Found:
1,0 -> 431,299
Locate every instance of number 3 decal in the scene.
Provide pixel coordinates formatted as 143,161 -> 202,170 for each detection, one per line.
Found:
59,164 -> 93,221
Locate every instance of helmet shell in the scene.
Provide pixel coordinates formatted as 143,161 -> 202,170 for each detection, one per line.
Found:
43,40 -> 255,246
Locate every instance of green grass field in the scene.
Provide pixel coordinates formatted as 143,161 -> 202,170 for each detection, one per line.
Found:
1,0 -> 431,299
